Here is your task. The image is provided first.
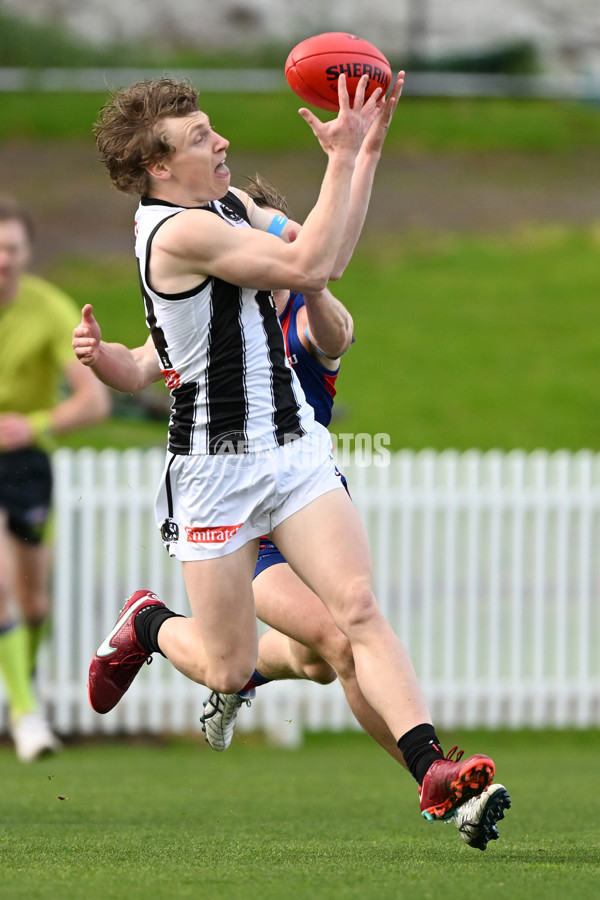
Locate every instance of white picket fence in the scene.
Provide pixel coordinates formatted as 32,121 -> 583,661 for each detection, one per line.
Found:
10,447 -> 600,743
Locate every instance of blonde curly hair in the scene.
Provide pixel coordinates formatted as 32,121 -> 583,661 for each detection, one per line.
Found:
94,77 -> 200,195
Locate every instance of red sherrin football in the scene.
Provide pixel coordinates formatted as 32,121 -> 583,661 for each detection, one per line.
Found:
285,32 -> 392,112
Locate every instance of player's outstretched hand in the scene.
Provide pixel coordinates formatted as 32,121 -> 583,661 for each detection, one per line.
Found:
73,303 -> 102,366
298,74 -> 383,160
362,70 -> 405,157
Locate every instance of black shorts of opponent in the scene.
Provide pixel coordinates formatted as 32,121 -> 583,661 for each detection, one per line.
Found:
0,447 -> 52,544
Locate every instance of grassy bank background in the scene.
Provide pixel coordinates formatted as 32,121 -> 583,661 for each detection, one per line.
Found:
2,90 -> 599,451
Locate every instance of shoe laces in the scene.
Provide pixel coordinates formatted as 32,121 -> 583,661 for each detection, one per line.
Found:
109,651 -> 152,669
444,745 -> 464,762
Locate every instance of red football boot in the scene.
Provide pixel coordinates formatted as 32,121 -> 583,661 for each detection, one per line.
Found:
88,590 -> 165,714
419,746 -> 495,821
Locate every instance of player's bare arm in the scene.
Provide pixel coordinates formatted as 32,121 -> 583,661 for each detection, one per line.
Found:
73,303 -> 161,392
237,197 -> 353,362
49,359 -> 111,433
231,187 -> 301,243
330,71 -> 404,280
149,209 -> 329,294
237,75 -> 402,283
298,290 -> 354,365
150,80 -> 381,295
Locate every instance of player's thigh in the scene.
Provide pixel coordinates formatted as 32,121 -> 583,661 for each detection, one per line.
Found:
254,560 -> 340,651
272,488 -> 373,609
182,538 -> 259,661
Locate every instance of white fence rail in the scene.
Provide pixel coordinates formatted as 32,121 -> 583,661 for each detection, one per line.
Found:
8,447 -> 600,741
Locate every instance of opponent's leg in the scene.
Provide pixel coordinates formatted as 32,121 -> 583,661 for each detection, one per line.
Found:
256,627 -> 336,684
254,562 -> 407,765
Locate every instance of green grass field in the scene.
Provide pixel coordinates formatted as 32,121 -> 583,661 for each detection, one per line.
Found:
1,729 -> 598,899
4,91 -> 600,153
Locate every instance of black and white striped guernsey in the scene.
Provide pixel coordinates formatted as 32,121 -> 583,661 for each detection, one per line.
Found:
135,193 -> 315,455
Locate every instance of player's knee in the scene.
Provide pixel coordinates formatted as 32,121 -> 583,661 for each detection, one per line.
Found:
334,580 -> 380,635
287,640 -> 336,684
20,590 -> 50,622
205,662 -> 255,695
0,579 -> 10,616
303,659 -> 337,685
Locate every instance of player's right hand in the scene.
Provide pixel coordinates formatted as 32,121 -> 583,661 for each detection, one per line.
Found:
72,303 -> 102,366
299,74 -> 382,160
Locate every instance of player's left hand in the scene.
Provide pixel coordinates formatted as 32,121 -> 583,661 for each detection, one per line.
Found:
72,303 -> 103,366
361,70 -> 404,156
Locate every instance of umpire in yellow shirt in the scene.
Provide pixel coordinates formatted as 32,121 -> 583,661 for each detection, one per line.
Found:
0,198 -> 110,761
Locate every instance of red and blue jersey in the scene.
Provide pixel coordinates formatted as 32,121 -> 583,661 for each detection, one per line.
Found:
279,293 -> 338,428
254,294 -> 348,579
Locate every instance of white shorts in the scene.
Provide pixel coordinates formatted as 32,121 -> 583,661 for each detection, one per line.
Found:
155,422 -> 343,561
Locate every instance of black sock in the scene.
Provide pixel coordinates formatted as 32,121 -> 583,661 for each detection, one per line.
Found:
134,606 -> 183,657
397,723 -> 444,785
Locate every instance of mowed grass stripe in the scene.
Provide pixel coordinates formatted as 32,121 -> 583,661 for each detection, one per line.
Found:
1,729 -> 599,899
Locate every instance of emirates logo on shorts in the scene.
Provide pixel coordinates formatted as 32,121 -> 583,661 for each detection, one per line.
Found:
185,523 -> 243,544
